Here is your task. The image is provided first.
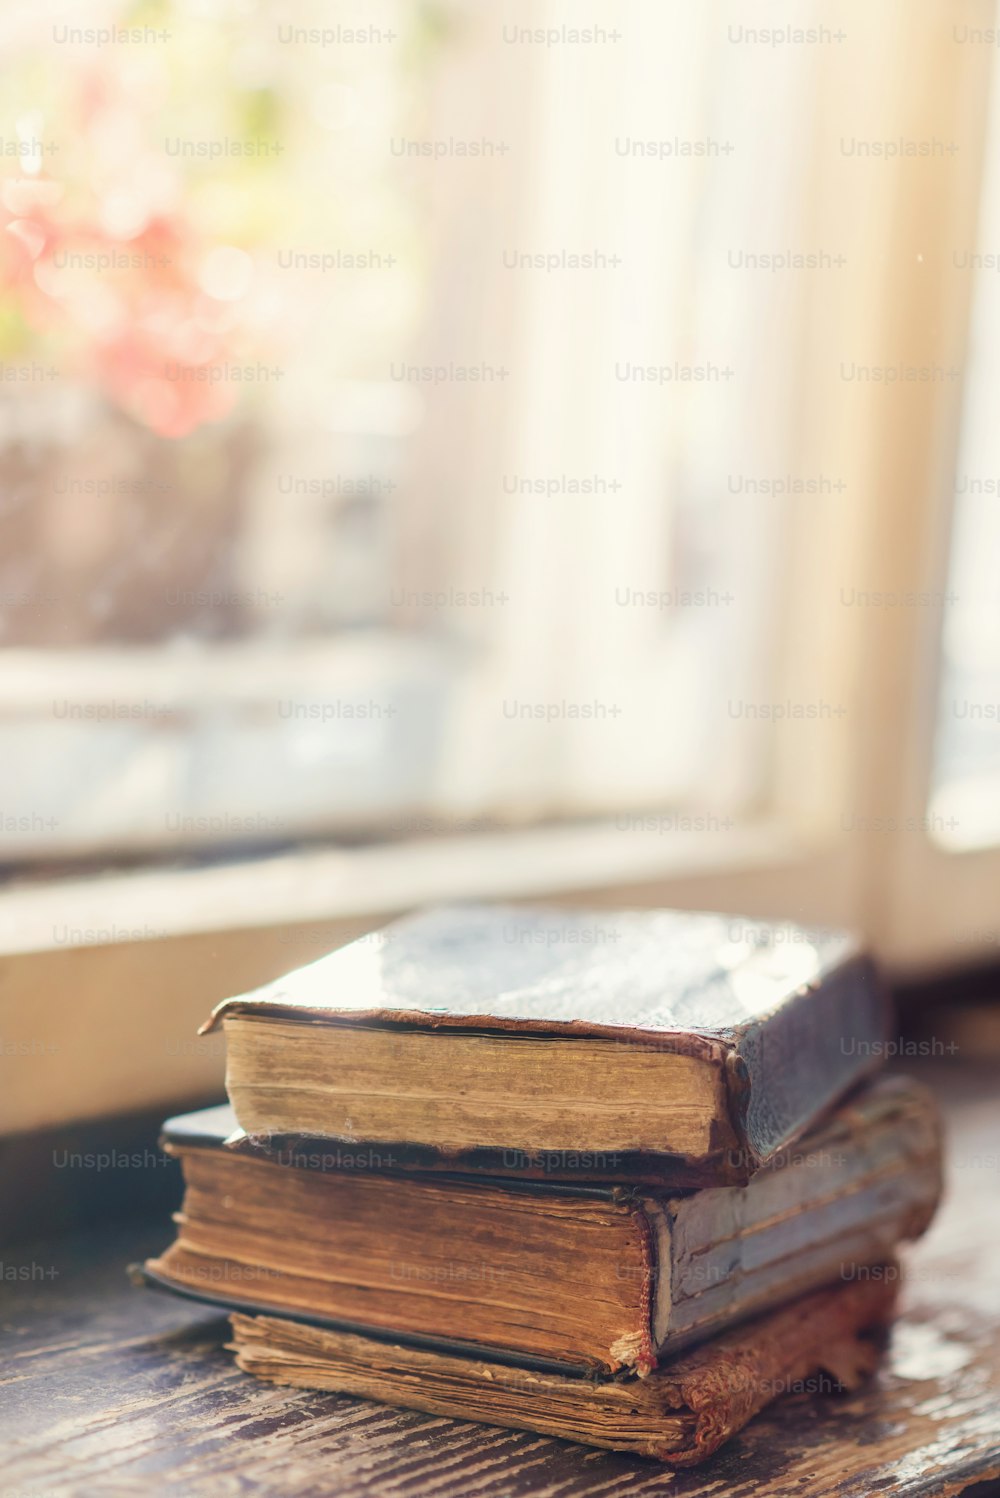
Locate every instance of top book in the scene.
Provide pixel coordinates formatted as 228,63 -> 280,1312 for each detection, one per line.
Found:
201,903 -> 887,1186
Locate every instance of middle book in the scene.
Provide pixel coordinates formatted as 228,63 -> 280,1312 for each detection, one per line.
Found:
145,1074 -> 940,1376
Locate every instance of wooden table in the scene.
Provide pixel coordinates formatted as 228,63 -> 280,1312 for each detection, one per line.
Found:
2,1062 -> 998,1497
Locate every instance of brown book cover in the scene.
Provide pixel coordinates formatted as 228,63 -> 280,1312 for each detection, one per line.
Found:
139,1076 -> 941,1374
199,902 -> 888,1186
226,1272 -> 898,1466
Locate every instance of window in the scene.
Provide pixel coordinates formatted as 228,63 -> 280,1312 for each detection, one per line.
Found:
0,0 -> 859,859
931,48 -> 1000,857
0,0 -> 996,977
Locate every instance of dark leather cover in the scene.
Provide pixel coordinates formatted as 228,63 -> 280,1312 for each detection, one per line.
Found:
158,1103 -> 632,1201
200,903 -> 888,1175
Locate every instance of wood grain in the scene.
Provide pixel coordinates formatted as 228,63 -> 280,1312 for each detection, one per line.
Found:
1,1062 -> 997,1497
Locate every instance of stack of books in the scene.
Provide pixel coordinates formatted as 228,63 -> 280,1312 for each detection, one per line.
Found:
140,904 -> 942,1465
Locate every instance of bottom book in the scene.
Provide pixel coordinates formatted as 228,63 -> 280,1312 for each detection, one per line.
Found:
227,1271 -> 897,1467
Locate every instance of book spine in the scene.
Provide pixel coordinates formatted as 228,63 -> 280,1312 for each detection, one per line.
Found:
622,1202 -> 658,1376
730,954 -> 889,1169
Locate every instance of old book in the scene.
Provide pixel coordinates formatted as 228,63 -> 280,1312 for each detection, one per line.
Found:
226,1273 -> 898,1466
140,1076 -> 940,1375
199,903 -> 888,1186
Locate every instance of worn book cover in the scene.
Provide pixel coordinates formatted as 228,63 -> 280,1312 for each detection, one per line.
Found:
200,903 -> 888,1185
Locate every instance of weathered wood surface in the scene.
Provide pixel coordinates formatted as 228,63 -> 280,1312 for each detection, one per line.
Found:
1,1063 -> 998,1497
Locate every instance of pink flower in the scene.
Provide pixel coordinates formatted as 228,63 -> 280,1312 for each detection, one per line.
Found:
2,185 -> 246,437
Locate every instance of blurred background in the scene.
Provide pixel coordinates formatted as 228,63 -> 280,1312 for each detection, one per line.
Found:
2,0 -> 1000,1142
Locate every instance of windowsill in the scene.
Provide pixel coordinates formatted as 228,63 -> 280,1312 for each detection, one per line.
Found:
0,814 -> 814,958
